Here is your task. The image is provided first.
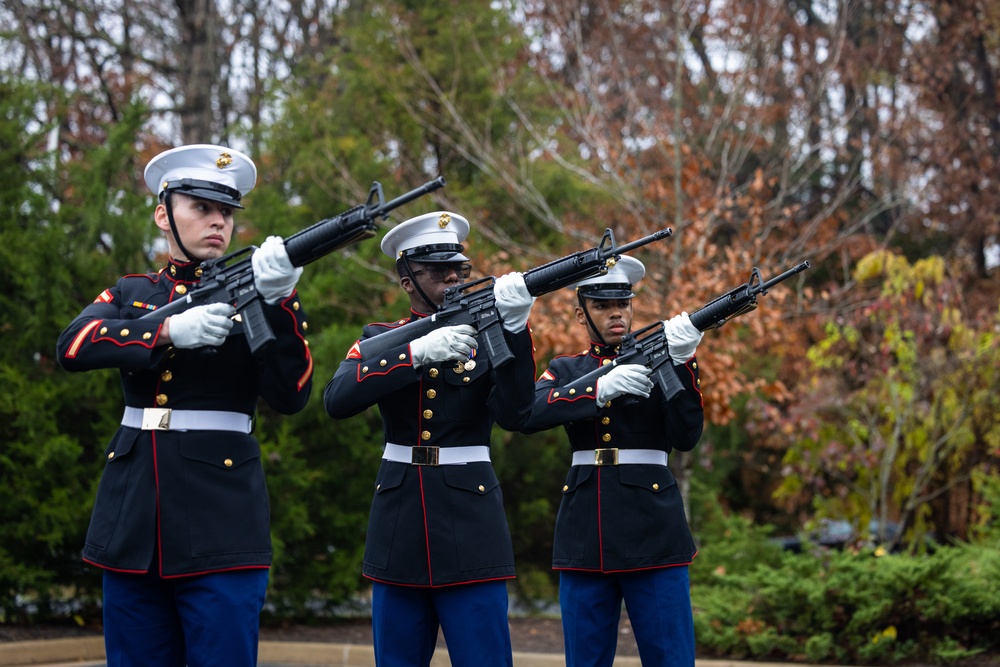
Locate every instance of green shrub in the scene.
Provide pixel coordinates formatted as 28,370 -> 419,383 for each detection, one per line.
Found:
692,538 -> 1000,664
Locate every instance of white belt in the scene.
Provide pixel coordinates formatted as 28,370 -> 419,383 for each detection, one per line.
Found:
122,407 -> 252,434
383,443 -> 491,466
572,448 -> 667,467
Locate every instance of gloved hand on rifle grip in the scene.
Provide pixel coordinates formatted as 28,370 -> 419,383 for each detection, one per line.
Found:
494,272 -> 536,333
663,312 -> 703,364
410,324 -> 479,370
167,303 -> 236,349
252,236 -> 303,305
596,364 -> 653,404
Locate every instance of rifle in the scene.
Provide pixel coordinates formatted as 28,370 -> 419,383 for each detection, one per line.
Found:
141,177 -> 446,354
356,227 -> 674,367
573,260 -> 811,401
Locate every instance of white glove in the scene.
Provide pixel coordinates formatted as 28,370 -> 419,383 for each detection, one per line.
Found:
494,272 -> 536,332
410,324 -> 479,370
252,236 -> 303,305
596,364 -> 653,403
663,312 -> 704,363
168,303 -> 236,349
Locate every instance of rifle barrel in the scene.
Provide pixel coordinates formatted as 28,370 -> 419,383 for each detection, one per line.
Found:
379,176 -> 446,212
761,260 -> 811,291
611,228 -> 672,256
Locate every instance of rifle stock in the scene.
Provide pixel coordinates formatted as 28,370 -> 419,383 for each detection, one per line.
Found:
570,261 -> 811,402
141,177 -> 446,354
356,227 -> 672,366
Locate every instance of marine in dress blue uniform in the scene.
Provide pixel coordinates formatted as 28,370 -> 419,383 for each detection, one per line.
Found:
523,257 -> 705,667
56,145 -> 313,667
324,211 -> 537,667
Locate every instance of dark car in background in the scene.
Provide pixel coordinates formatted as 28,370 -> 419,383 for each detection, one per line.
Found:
771,518 -> 912,553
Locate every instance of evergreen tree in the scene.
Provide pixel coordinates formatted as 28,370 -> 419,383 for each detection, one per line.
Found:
0,80 -> 149,620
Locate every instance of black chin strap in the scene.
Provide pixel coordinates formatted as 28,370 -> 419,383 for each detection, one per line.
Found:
578,294 -> 610,347
163,193 -> 200,264
400,256 -> 439,313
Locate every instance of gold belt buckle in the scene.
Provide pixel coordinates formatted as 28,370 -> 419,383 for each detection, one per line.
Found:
411,446 -> 440,466
141,408 -> 172,430
594,448 -> 619,466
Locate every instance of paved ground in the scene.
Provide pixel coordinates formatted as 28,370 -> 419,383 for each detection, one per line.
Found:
0,636 -> 638,667
0,636 -> 797,667
0,618 -> 595,667
0,618 -> 801,667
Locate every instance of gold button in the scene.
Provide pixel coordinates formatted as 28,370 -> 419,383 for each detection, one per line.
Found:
697,379 -> 701,386
429,368 -> 439,378
107,452 -> 115,460
100,327 -> 108,335
652,483 -> 660,490
692,362 -> 698,369
423,410 -> 433,419
426,389 -> 437,399
421,431 -> 431,441
376,484 -> 381,491
569,389 -> 576,395
601,358 -> 611,366
362,366 -> 369,373
562,485 -> 569,492
194,267 -> 203,278
602,433 -> 611,442
161,371 -> 173,382
224,458 -> 233,468
156,394 -> 168,406
463,376 -> 470,383
478,485 -> 485,492
379,359 -> 387,367
399,354 -> 406,360
553,391 -> 560,398
175,284 -> 187,295
398,319 -> 407,324
143,332 -> 152,340
302,321 -> 309,331
119,328 -> 130,337
304,339 -> 310,346
293,301 -> 300,311
601,417 -> 610,425
586,387 -> 593,393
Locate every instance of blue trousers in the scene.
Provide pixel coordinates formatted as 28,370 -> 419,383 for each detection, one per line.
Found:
560,567 -> 694,667
371,580 -> 513,667
102,568 -> 269,667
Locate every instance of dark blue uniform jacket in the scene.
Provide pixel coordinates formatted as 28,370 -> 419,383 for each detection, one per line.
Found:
56,258 -> 313,577
324,313 -> 536,587
524,341 -> 704,572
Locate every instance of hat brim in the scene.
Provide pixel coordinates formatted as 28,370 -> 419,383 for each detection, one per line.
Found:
164,179 -> 244,209
399,243 -> 469,263
578,284 -> 635,299
406,251 -> 470,263
172,188 -> 244,209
